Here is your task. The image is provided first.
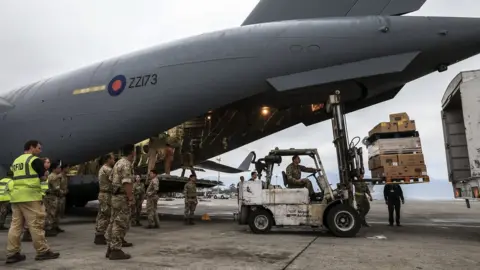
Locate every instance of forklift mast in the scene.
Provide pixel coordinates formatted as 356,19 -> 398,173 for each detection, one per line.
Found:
326,90 -> 365,206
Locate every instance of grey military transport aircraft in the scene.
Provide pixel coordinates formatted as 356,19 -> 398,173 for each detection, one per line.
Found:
1,0 -> 480,207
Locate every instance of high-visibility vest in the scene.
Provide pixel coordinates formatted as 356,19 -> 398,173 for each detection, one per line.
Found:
0,177 -> 13,202
10,153 -> 47,203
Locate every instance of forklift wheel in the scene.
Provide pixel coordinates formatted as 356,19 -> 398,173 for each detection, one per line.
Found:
248,209 -> 273,234
326,204 -> 361,237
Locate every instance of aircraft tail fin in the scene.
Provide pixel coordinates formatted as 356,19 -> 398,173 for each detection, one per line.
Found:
242,0 -> 427,26
195,151 -> 255,174
237,151 -> 255,171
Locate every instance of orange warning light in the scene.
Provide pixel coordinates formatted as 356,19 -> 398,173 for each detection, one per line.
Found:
311,103 -> 324,112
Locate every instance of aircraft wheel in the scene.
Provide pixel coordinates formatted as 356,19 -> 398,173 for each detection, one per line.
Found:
326,204 -> 361,237
248,209 -> 273,234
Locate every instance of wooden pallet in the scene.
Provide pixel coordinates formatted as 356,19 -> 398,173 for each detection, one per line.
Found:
370,176 -> 430,185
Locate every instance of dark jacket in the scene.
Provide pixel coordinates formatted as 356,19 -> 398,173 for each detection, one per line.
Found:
383,184 -> 404,202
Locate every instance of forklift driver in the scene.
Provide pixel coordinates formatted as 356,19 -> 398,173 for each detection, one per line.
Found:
285,155 -> 318,199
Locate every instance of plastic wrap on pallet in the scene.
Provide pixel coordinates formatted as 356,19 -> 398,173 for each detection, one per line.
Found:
368,137 -> 422,157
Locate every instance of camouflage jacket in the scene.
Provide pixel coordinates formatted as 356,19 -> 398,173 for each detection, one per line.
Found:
285,163 -> 316,182
59,173 -> 68,197
354,182 -> 371,197
146,177 -> 159,197
111,157 -> 133,195
184,181 -> 197,199
98,165 -> 113,193
133,181 -> 145,198
46,172 -> 62,197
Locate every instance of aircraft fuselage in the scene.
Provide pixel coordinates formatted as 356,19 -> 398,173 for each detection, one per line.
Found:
1,15 -> 480,174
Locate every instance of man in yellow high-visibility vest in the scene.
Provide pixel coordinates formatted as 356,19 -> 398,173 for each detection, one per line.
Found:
5,140 -> 60,264
0,170 -> 14,230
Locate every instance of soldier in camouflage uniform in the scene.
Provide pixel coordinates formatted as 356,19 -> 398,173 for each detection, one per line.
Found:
183,174 -> 197,225
145,170 -> 160,229
0,171 -> 14,230
285,155 -> 317,199
105,144 -> 135,260
44,162 -> 62,237
94,154 -> 115,245
131,175 -> 145,227
354,174 -> 372,227
58,164 -> 69,221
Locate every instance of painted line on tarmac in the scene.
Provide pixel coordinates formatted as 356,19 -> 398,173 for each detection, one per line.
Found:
368,221 -> 480,228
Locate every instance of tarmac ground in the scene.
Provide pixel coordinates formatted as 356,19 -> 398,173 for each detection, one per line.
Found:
0,199 -> 479,269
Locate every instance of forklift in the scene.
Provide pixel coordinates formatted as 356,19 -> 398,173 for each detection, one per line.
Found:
237,90 -> 366,237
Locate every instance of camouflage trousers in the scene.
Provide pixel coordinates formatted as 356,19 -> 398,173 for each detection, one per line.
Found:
131,195 -> 144,224
184,200 -> 197,218
289,179 -> 314,194
43,195 -> 58,230
95,192 -> 111,235
146,196 -> 159,227
105,195 -> 131,250
58,196 -> 66,218
0,201 -> 9,226
355,195 -> 370,223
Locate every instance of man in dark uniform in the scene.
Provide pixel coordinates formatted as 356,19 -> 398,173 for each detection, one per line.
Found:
383,184 -> 404,226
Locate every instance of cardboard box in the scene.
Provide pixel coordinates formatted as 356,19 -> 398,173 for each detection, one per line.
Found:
371,165 -> 427,178
369,154 -> 398,169
389,112 -> 410,123
397,120 -> 416,132
368,137 -> 422,156
368,122 -> 398,136
368,158 -> 375,170
397,153 -> 425,166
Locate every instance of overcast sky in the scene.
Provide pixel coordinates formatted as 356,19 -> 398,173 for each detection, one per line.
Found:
1,0 -> 479,194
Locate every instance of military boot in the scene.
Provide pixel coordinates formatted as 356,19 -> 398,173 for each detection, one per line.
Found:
145,224 -> 158,229
184,218 -> 189,225
22,231 -> 32,242
362,221 -> 371,227
105,246 -> 111,258
45,229 -> 58,237
55,226 -> 65,233
94,234 -> 107,245
131,221 -> 141,227
34,250 -> 60,261
109,249 -> 131,260
189,218 -> 195,225
121,239 -> 133,247
5,252 -> 26,264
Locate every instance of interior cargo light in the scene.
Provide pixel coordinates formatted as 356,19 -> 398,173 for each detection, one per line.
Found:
261,107 -> 270,116
206,115 -> 211,120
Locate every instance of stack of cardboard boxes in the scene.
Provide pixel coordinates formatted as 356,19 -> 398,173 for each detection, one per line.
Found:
367,113 -> 428,182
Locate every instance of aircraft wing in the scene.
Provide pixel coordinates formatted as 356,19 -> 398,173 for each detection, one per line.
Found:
242,0 -> 427,26
195,151 -> 255,173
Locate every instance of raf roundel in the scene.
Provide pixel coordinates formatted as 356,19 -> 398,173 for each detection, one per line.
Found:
107,75 -> 127,96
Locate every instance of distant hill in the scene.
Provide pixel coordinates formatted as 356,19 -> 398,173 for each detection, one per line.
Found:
371,179 -> 454,201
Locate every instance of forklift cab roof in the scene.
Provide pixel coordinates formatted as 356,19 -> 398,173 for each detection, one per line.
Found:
262,148 -> 319,166
267,148 -> 318,157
